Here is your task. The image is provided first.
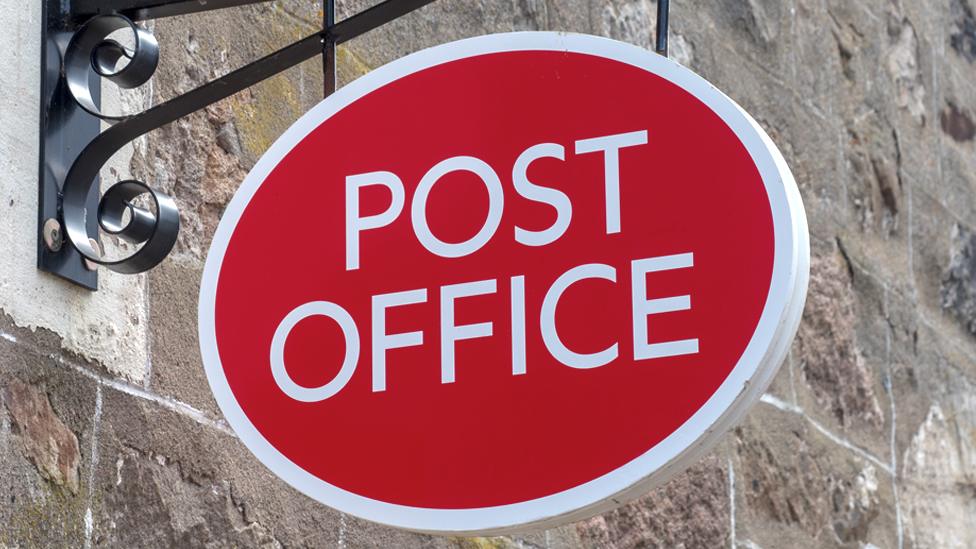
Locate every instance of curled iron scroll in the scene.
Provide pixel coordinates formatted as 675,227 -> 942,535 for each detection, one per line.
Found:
65,14 -> 160,121
62,169 -> 181,275
62,15 -> 179,274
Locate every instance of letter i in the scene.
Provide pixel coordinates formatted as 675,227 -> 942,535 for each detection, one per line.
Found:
512,275 -> 527,375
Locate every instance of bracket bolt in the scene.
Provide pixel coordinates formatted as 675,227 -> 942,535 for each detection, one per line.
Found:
84,238 -> 102,271
42,218 -> 63,252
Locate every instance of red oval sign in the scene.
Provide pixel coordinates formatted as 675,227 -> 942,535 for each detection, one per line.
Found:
200,32 -> 809,534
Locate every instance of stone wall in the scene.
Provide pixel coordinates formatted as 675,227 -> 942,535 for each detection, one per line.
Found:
1,0 -> 975,547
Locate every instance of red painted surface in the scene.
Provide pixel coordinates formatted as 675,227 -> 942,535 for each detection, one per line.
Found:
213,50 -> 774,509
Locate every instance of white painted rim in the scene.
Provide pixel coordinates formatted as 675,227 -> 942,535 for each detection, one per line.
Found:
198,31 -> 810,535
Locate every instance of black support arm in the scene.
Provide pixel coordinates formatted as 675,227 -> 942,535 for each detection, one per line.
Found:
39,0 -> 669,288
72,0 -> 273,22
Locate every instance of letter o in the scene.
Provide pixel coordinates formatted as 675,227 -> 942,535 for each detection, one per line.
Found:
270,301 -> 360,402
411,156 -> 504,258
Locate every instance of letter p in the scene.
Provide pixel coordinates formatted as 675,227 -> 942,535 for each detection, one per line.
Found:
346,171 -> 405,270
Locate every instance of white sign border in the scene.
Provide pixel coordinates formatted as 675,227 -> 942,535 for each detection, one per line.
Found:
198,31 -> 810,535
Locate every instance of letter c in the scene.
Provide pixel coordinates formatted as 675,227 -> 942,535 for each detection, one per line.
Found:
540,263 -> 619,369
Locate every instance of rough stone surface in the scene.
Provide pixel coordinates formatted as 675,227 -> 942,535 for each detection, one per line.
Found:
844,111 -> 903,236
147,258 -> 218,416
3,0 -> 976,547
885,16 -> 927,125
732,406 -> 898,549
794,245 -> 885,431
1,378 -> 81,494
950,0 -> 976,63
901,404 -> 976,548
942,224 -> 976,335
0,326 -> 98,548
576,456 -> 730,548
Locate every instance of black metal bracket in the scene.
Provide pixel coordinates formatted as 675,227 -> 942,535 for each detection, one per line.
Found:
38,0 -> 103,289
38,0 -> 670,289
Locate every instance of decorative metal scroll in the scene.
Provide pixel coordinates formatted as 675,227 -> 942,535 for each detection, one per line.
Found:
41,0 -> 671,286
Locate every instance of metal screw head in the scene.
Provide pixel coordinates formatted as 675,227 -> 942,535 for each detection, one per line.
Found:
42,218 -> 63,252
84,238 -> 102,271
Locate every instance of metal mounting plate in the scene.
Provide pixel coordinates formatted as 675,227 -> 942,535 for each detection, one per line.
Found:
38,0 -> 100,290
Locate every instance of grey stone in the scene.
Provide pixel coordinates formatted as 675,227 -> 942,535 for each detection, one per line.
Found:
885,16 -> 926,125
512,0 -> 549,31
901,404 -> 976,548
843,110 -> 903,236
147,258 -> 218,416
941,223 -> 976,336
950,0 -> 976,63
910,189 -> 976,341
938,139 -> 976,228
731,406 -> 898,549
598,0 -> 659,49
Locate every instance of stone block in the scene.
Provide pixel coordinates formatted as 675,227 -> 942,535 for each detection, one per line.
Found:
147,258 -> 218,417
697,0 -> 796,81
731,404 -> 899,549
575,452 -> 730,549
546,0 -> 595,35
0,335 -> 99,548
88,387 -> 343,548
947,0 -> 976,66
897,322 -> 976,548
791,237 -> 891,460
796,0 -> 850,112
940,223 -> 976,337
910,186 -> 976,343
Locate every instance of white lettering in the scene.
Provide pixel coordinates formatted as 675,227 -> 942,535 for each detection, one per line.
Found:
411,156 -> 504,258
540,263 -> 619,369
513,143 -> 571,246
631,253 -> 699,360
345,171 -> 405,271
441,280 -> 497,384
372,289 -> 427,392
270,302 -> 360,402
511,275 -> 527,375
575,130 -> 649,235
